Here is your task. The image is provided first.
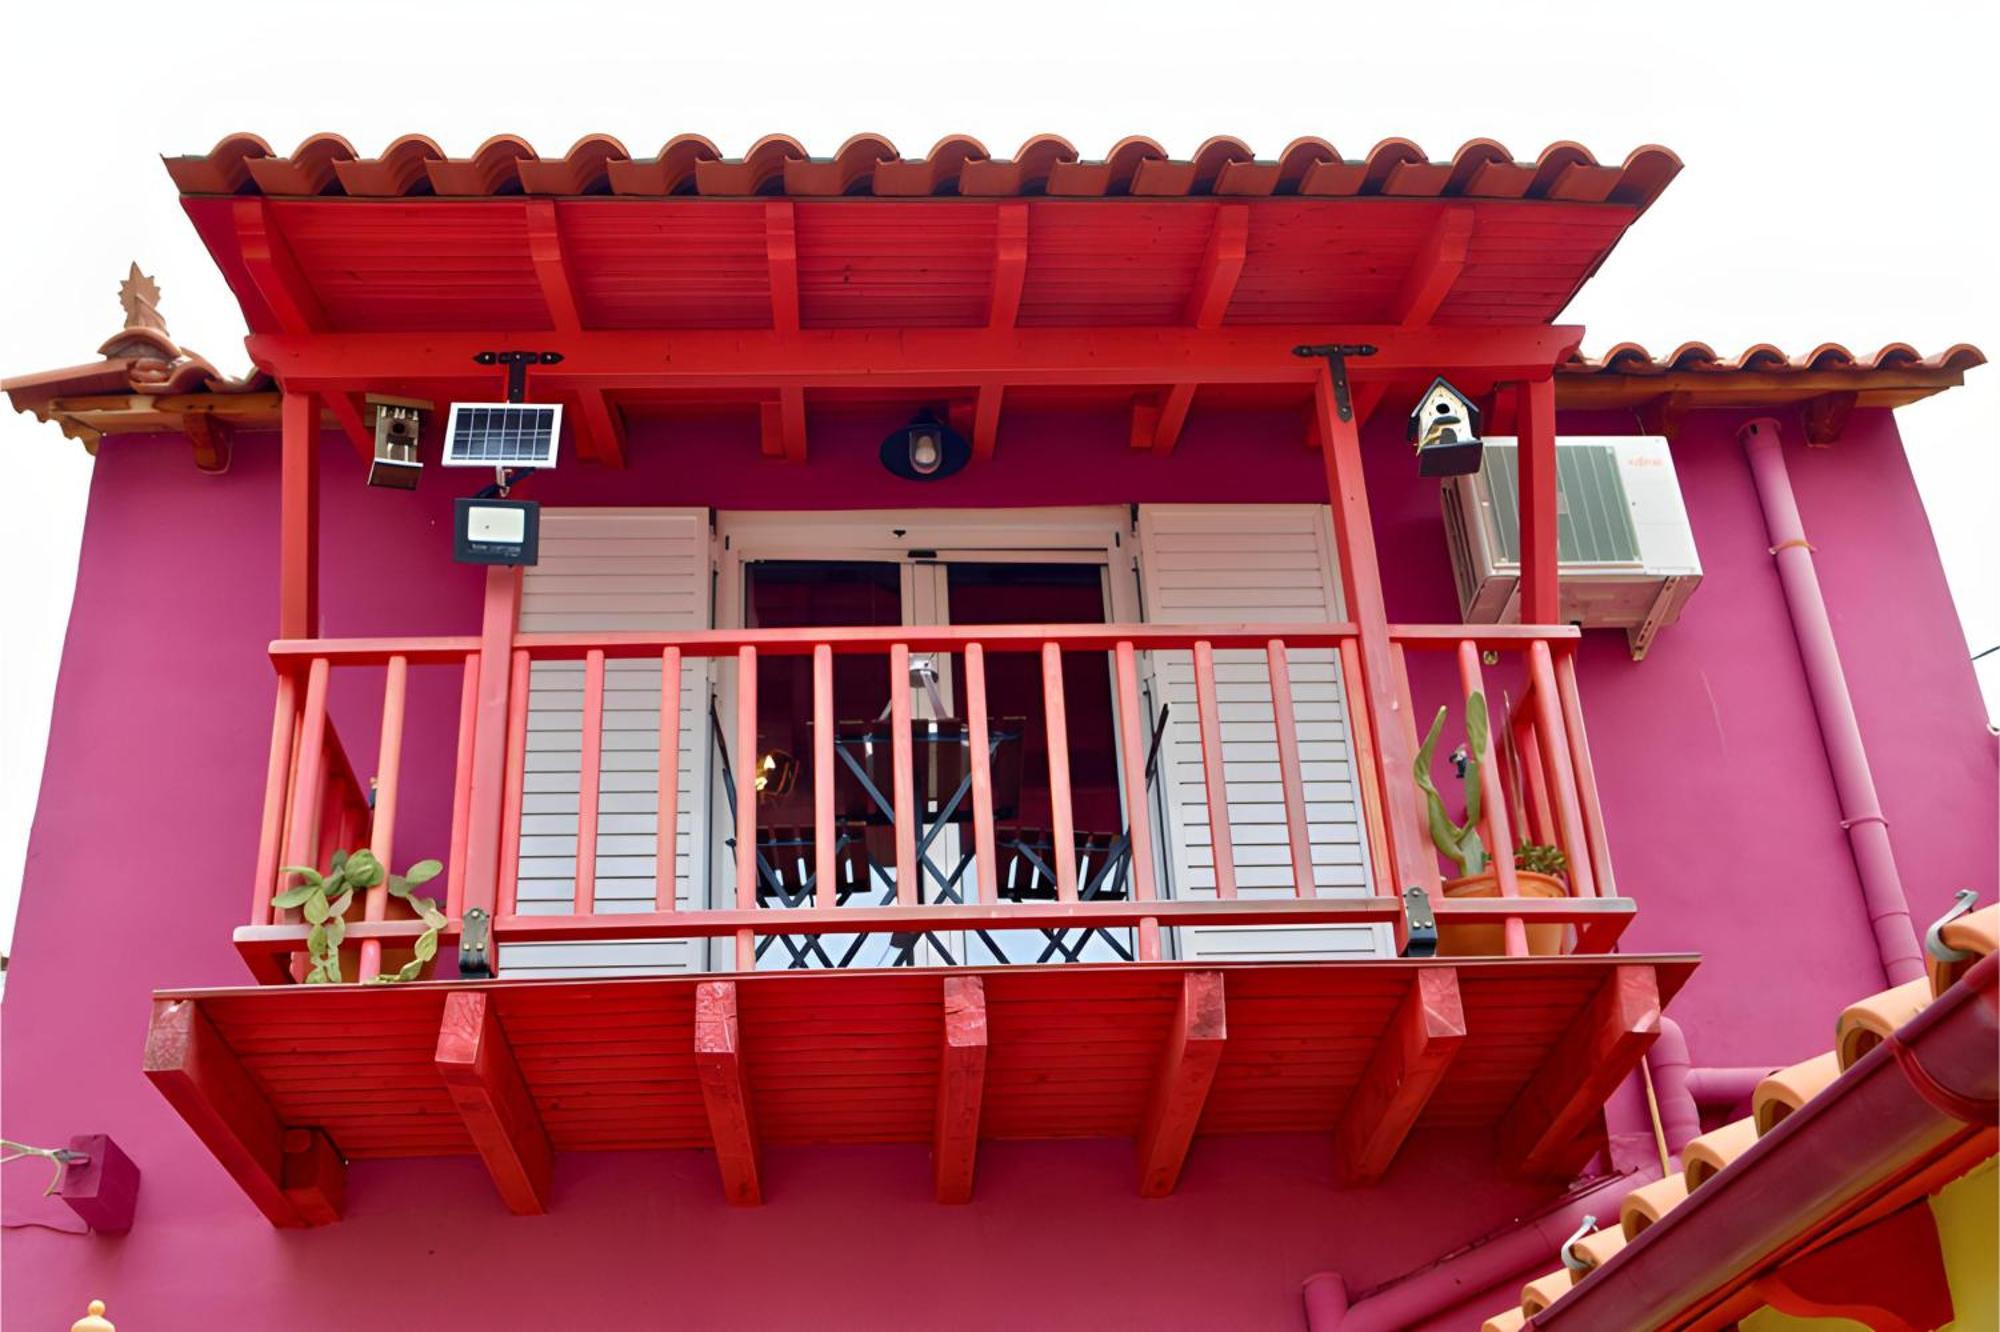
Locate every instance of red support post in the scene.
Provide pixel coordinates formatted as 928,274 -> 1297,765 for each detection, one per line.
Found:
695,980 -> 761,1205
1317,367 -> 1436,903
1192,641 -> 1236,901
657,647 -> 683,912
459,568 -> 523,973
251,674 -> 300,932
445,652 -> 480,923
1517,377 -> 1561,625
285,658 -> 331,877
1528,640 -> 1596,899
279,390 -> 319,641
1334,968 -> 1467,1184
1457,641 -> 1528,956
1137,971 -> 1227,1197
436,991 -> 554,1215
496,649 -> 531,920
934,975 -> 988,1204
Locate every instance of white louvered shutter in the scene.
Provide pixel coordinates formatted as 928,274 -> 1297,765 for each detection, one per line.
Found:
1135,505 -> 1388,960
504,508 -> 713,977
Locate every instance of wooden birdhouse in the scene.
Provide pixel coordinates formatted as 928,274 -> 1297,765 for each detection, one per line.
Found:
1408,377 -> 1483,477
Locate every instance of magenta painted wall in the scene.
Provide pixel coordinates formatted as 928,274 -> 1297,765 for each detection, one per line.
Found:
3,399 -> 1993,1329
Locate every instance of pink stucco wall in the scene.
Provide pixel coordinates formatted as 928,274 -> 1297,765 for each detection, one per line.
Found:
3,399 -> 1992,1329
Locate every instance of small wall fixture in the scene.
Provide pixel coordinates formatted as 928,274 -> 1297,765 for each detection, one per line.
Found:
1409,378 -> 1484,477
880,410 -> 970,481
365,395 -> 431,490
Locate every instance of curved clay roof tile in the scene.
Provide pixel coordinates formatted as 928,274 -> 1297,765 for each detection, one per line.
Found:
780,133 -> 897,196
1734,343 -> 1790,372
1802,343 -> 1858,370
1620,1173 -> 1689,1239
1608,145 -> 1684,209
425,135 -> 536,196
516,134 -> 629,195
1935,343 -> 1987,370
871,134 -> 989,196
1444,138 -> 1515,194
696,134 -> 807,196
334,135 -> 445,197
1360,137 -> 1429,194
960,134 -> 1076,196
1661,342 -> 1720,371
245,134 -> 357,197
606,135 -> 721,196
163,133 -> 273,194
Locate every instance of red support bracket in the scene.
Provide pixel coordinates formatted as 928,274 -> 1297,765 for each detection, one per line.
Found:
765,201 -> 800,334
573,387 -> 628,469
1499,964 -> 1661,1178
525,199 -> 583,334
1392,206 -> 1475,327
759,387 -> 807,462
1755,1201 -> 1955,1332
934,975 -> 989,1203
1137,971 -> 1227,1196
233,198 -> 328,335
1334,968 -> 1467,1185
184,409 -> 233,473
1801,390 -> 1858,446
1142,205 -> 1249,457
436,990 -> 554,1215
142,997 -> 342,1228
696,980 -> 762,1205
989,203 -> 1028,331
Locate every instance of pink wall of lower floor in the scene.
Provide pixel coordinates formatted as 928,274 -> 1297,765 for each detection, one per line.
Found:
3,1130 -> 1552,1330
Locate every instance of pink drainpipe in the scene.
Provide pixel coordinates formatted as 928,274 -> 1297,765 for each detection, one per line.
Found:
1300,1170 -> 1658,1331
1739,417 -> 1925,986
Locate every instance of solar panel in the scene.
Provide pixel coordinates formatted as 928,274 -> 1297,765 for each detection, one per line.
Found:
442,402 -> 564,469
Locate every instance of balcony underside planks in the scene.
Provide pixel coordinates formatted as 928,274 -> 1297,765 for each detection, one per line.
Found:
147,956 -> 1692,1226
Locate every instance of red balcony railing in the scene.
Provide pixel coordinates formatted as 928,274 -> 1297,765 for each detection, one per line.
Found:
237,622 -> 1632,982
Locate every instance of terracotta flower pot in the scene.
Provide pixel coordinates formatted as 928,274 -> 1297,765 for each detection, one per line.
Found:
1437,870 -> 1569,957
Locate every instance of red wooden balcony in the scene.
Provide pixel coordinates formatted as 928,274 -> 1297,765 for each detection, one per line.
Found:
147,615 -> 1694,1223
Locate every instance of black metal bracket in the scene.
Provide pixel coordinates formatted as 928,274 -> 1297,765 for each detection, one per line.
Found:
1292,343 -> 1378,423
458,906 -> 493,978
1400,885 -> 1439,958
474,350 -> 565,404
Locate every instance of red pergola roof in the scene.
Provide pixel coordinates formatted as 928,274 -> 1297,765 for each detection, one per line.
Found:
166,132 -> 1683,206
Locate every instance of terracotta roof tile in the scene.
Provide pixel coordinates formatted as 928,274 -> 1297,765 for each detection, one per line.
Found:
161,133 -> 1684,207
1563,341 -> 1986,377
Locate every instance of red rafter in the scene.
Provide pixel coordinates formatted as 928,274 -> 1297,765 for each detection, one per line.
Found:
1136,971 -> 1226,1196
436,991 -> 553,1215
526,201 -> 625,466
235,201 -> 370,458
1140,204 -> 1248,456
695,980 -> 761,1204
1392,205 -> 1475,327
934,976 -> 988,1203
1499,963 -> 1662,1178
765,201 -> 800,334
1333,969 -> 1466,1184
972,204 -> 1028,462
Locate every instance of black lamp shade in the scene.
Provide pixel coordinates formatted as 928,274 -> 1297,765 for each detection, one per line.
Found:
880,412 -> 971,481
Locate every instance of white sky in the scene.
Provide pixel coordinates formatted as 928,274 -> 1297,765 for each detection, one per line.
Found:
1,1 -> 1995,956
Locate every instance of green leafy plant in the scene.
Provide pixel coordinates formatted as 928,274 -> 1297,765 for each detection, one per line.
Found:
1514,841 -> 1568,876
274,849 -> 445,984
1414,691 -> 1489,877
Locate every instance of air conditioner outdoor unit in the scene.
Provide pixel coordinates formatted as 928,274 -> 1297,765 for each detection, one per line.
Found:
1441,434 -> 1701,660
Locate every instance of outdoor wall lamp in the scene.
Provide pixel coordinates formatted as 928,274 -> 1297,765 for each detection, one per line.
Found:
1409,377 -> 1484,477
880,409 -> 970,481
755,749 -> 800,798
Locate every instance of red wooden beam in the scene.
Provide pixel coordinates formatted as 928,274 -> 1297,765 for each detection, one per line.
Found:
279,391 -> 319,640
1516,376 -> 1561,624
1142,205 -> 1250,457
1392,206 -> 1475,327
765,201 -> 799,334
571,387 -> 628,469
934,975 -> 988,1203
322,391 -> 373,461
247,324 -> 1585,392
758,386 -> 807,462
1333,969 -> 1466,1184
458,567 -> 523,969
1137,971 -> 1227,1197
695,980 -> 761,1205
142,997 -> 337,1227
436,991 -> 554,1214
971,382 -> 1003,464
525,200 -> 583,334
233,199 -> 327,335
1499,963 -> 1662,1179
184,409 -> 232,473
280,1128 -> 345,1227
990,202 -> 1028,330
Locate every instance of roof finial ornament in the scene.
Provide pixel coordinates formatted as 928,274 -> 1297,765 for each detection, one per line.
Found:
119,263 -> 167,334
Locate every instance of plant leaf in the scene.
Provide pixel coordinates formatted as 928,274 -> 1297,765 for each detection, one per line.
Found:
325,916 -> 346,946
414,931 -> 439,963
403,859 -> 443,886
326,890 -> 353,919
303,892 -> 330,925
307,921 -> 329,955
419,906 -> 447,930
330,849 -> 348,874
394,959 -> 423,983
345,849 -> 385,889
272,883 -> 315,909
280,866 -> 325,890
385,875 -> 411,899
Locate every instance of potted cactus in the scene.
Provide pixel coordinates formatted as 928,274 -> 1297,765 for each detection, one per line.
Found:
1414,692 -> 1568,956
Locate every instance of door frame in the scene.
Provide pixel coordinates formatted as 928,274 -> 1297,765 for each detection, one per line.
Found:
709,507 -> 1144,967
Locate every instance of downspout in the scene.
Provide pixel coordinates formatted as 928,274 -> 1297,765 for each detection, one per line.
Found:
1301,1169 -> 1658,1331
1738,417 -> 1925,986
